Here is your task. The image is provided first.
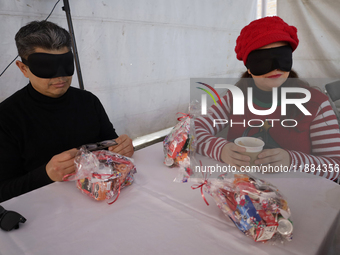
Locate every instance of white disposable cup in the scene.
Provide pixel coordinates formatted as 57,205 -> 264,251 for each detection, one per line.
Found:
234,137 -> 265,165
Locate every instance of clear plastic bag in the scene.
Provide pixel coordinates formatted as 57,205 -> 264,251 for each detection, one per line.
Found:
202,173 -> 293,244
63,147 -> 136,203
163,101 -> 200,182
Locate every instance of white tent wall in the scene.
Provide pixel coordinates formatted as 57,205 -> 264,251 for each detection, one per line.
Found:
277,0 -> 340,82
277,0 -> 340,113
0,0 -> 256,140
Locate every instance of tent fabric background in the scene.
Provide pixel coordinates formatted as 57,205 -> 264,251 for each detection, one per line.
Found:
277,0 -> 340,111
277,0 -> 340,88
0,0 -> 257,139
277,0 -> 340,79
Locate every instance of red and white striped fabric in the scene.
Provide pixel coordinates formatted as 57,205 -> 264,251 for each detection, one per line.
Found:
195,88 -> 340,180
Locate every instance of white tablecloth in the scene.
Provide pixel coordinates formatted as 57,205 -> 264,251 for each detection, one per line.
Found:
0,142 -> 339,255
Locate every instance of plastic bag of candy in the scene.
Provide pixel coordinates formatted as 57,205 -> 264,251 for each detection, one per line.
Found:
163,101 -> 200,182
63,147 -> 136,204
201,173 -> 293,243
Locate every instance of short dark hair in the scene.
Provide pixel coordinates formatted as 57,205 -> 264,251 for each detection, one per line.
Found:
15,20 -> 71,59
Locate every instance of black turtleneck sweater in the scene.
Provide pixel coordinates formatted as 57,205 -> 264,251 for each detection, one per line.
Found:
0,84 -> 118,202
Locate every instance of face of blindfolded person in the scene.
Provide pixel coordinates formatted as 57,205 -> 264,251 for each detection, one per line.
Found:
247,41 -> 291,91
16,46 -> 73,98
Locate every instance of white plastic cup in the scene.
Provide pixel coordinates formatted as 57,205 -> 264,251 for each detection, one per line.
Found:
234,137 -> 265,166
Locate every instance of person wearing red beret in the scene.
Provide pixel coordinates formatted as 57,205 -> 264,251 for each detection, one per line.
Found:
195,16 -> 340,180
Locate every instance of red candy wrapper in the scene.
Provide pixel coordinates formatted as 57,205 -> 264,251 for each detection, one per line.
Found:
63,147 -> 136,203
202,173 -> 293,244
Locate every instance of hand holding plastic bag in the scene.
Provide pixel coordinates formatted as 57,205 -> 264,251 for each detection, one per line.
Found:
63,147 -> 136,204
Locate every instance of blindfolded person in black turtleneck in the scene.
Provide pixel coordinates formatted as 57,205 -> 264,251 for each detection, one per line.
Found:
0,20 -> 134,202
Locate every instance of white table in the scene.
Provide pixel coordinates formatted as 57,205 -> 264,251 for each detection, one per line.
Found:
0,142 -> 339,255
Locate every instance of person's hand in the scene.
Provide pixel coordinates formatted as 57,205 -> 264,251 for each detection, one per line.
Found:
221,142 -> 250,168
255,148 -> 291,171
46,148 -> 78,182
108,134 -> 134,157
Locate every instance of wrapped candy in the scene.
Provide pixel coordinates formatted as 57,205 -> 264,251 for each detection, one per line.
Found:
163,114 -> 191,167
163,101 -> 200,182
201,173 -> 293,243
63,147 -> 136,204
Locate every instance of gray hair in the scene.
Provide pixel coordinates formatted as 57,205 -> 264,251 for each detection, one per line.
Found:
15,20 -> 71,59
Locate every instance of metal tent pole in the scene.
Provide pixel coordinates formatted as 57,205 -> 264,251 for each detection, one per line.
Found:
62,0 -> 84,90
261,0 -> 267,18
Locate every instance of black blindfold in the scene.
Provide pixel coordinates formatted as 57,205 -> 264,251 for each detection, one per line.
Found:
246,45 -> 293,76
22,51 -> 74,79
0,205 -> 26,231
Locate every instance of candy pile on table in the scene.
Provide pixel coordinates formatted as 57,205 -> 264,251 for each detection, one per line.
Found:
64,148 -> 136,203
204,173 -> 293,243
163,102 -> 200,182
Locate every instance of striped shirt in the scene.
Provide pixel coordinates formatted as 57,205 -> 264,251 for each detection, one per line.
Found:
195,87 -> 340,180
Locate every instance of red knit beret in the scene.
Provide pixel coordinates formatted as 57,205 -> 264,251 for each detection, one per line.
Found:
235,16 -> 299,65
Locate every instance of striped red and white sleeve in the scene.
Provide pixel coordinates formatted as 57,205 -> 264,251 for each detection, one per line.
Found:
287,100 -> 340,180
195,93 -> 232,162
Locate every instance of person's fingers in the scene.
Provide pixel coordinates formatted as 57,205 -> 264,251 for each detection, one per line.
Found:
56,148 -> 78,162
63,164 -> 76,175
257,148 -> 280,159
61,165 -> 76,181
119,147 -> 134,157
223,143 -> 250,164
49,158 -> 76,177
230,143 -> 247,153
232,158 -> 250,167
114,138 -> 121,145
256,149 -> 285,165
60,157 -> 77,170
112,143 -> 134,156
46,148 -> 78,182
108,144 -> 118,152
221,142 -> 247,165
229,151 -> 251,162
111,143 -> 124,153
110,134 -> 133,156
111,143 -> 127,153
115,134 -> 129,144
